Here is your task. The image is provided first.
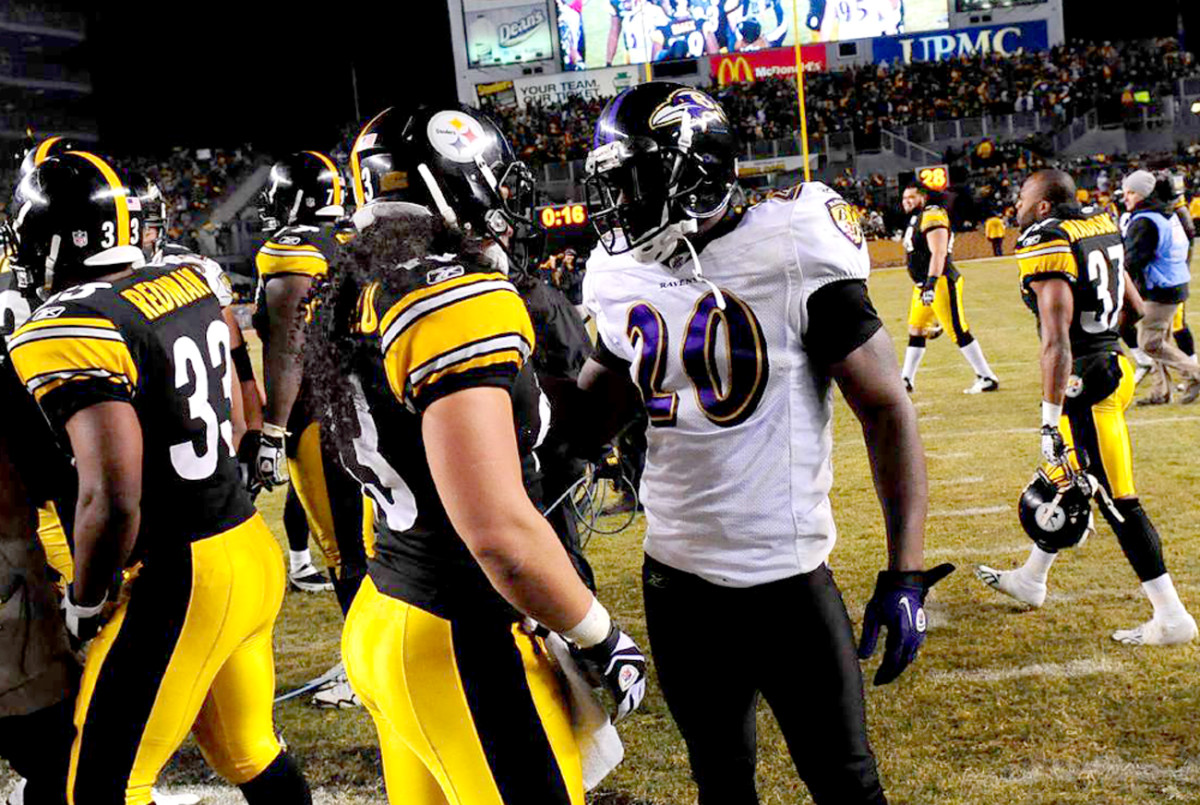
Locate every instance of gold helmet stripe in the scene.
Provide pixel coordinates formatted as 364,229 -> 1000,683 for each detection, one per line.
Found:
350,107 -> 392,208
304,150 -> 343,208
33,136 -> 64,166
70,151 -> 131,247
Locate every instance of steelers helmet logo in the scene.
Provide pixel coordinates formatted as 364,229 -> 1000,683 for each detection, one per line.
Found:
427,111 -> 490,164
1035,502 -> 1066,532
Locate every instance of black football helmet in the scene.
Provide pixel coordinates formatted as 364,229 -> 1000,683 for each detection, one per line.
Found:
257,151 -> 345,232
585,82 -> 738,262
348,105 -> 541,272
8,152 -> 145,297
1018,458 -> 1097,552
128,171 -> 167,260
18,135 -> 78,179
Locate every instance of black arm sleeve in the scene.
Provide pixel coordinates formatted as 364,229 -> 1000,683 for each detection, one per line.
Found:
591,333 -> 632,372
1123,218 -> 1159,282
803,279 -> 884,370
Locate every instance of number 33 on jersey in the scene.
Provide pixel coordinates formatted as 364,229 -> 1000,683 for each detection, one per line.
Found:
7,263 -> 255,551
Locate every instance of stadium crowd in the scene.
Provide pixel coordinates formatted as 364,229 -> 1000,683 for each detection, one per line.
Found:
486,39 -> 1200,166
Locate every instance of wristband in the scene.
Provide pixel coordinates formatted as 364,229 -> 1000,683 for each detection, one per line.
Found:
563,597 -> 612,649
65,589 -> 107,619
1042,400 -> 1063,429
263,422 -> 288,439
230,342 -> 255,381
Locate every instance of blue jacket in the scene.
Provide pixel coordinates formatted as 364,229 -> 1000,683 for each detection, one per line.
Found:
1125,206 -> 1190,299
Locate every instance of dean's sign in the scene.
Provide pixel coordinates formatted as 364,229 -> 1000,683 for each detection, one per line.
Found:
873,20 -> 1048,64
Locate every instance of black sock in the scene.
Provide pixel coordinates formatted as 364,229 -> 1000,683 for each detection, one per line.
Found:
238,752 -> 311,805
330,565 -> 366,617
1175,326 -> 1195,358
1121,323 -> 1139,351
907,335 -> 926,349
283,487 -> 310,553
1104,498 -> 1168,582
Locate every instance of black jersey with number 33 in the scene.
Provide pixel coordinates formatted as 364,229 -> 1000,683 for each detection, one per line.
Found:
7,264 -> 255,555
1015,204 -> 1125,358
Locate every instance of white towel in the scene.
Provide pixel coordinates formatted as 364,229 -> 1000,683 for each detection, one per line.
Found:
545,632 -> 625,791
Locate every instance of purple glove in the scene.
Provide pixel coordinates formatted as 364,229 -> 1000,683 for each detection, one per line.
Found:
857,563 -> 955,685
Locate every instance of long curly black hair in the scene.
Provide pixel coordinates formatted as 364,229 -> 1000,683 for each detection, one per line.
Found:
303,211 -> 492,456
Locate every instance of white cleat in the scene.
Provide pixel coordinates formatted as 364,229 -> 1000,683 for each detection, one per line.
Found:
975,565 -> 1047,608
288,562 -> 333,593
7,778 -> 25,805
1112,613 -> 1198,646
964,376 -> 1000,394
311,678 -> 361,709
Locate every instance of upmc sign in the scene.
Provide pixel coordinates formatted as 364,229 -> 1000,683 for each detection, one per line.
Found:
873,20 -> 1049,64
711,46 -> 828,87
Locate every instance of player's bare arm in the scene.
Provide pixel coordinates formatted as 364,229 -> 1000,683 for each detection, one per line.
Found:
263,274 -> 312,427
606,14 -> 622,64
224,306 -> 263,446
64,401 -> 143,607
1119,271 -> 1145,330
424,386 -> 595,632
829,328 -> 926,571
1030,277 -> 1073,407
926,225 -> 949,284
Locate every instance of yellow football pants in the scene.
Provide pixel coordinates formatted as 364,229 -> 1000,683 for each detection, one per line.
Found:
343,577 -> 584,805
1056,355 -> 1137,499
287,421 -> 368,573
907,274 -> 971,345
36,502 -> 73,582
68,515 -> 285,804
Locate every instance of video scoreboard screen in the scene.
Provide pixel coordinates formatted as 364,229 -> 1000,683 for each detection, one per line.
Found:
558,0 -> 950,71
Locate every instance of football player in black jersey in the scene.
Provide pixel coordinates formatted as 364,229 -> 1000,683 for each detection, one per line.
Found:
7,152 -> 312,803
302,105 -> 646,805
130,172 -> 265,455
975,169 -> 1196,646
899,184 -> 1000,393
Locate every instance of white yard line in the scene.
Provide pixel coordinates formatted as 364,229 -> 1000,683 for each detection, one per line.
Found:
928,657 -> 1123,684
931,476 -> 986,485
929,505 -> 1009,517
925,543 -> 1029,559
960,758 -> 1200,786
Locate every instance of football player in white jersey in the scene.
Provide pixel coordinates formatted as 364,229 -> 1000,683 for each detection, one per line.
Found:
576,82 -> 953,805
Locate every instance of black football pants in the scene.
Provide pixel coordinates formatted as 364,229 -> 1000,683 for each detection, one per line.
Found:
643,555 -> 886,805
0,695 -> 75,805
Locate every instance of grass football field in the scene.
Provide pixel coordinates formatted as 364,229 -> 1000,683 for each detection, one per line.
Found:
5,253 -> 1200,804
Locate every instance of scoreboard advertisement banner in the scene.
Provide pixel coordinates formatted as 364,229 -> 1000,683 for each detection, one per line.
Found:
464,0 -> 555,67
872,19 -> 1049,64
559,0 -> 949,72
512,64 -> 640,107
710,45 -> 827,86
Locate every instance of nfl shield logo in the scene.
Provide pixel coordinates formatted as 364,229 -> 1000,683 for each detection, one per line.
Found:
72,230 -> 88,247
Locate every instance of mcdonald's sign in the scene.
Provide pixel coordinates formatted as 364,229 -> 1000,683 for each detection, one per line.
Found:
711,46 -> 827,87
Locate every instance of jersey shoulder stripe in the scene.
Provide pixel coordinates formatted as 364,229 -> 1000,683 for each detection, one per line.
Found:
368,269 -> 533,408
9,309 -> 138,406
256,226 -> 331,279
920,206 -> 950,232
1016,220 -> 1077,283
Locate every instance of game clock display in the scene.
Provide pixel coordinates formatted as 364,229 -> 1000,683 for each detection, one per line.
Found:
539,203 -> 588,228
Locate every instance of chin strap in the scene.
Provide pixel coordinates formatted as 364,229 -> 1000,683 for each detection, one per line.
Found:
680,234 -> 725,311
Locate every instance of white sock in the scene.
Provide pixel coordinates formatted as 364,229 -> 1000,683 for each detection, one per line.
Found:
1020,545 -> 1057,584
960,339 -> 996,379
1142,573 -> 1189,619
290,549 -> 313,573
1130,347 -> 1154,369
902,346 -> 926,384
